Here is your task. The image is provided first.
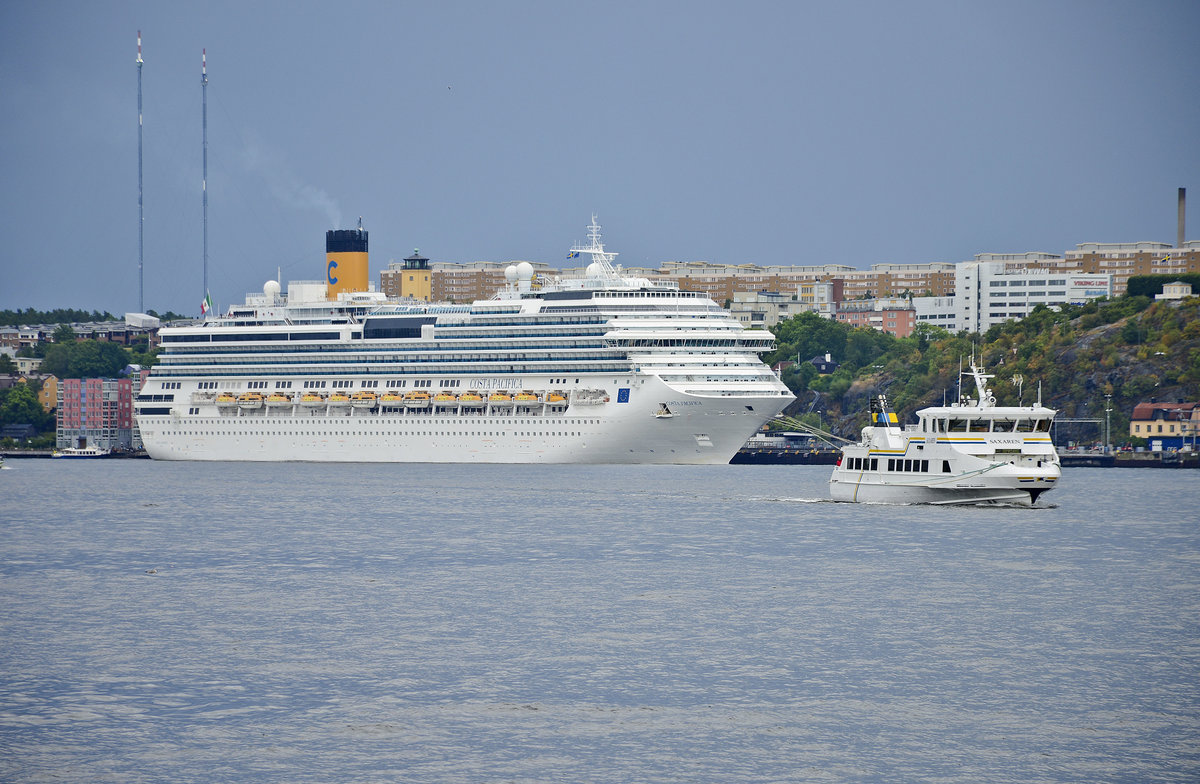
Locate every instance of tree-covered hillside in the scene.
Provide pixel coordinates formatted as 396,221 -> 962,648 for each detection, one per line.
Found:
766,296 -> 1200,443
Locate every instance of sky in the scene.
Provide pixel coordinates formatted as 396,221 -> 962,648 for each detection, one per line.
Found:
2,0 -> 1198,317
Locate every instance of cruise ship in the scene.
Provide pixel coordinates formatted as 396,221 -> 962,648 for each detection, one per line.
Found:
135,219 -> 795,463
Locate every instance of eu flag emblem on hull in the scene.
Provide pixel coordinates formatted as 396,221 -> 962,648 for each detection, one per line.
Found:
617,388 -> 630,403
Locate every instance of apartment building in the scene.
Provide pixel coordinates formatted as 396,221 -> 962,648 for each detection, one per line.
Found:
834,297 -> 918,337
1048,241 -> 1200,296
56,377 -> 136,450
729,282 -> 840,329
837,262 -> 957,300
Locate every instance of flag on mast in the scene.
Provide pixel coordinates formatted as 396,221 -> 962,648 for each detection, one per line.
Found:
201,290 -> 213,316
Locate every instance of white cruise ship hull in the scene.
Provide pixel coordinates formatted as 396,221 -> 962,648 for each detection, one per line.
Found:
139,376 -> 788,464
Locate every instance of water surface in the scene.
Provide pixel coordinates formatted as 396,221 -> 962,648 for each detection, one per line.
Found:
1,462 -> 1197,782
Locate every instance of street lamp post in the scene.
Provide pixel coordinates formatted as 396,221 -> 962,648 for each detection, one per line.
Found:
1104,394 -> 1112,454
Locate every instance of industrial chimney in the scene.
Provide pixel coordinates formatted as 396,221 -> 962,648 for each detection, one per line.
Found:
1179,188 -> 1187,249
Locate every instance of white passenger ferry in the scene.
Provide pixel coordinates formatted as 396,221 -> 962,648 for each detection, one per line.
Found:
135,219 -> 794,463
829,363 -> 1061,505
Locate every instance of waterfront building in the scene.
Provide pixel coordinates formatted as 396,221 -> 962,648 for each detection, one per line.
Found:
56,377 -> 136,450
1129,401 -> 1200,451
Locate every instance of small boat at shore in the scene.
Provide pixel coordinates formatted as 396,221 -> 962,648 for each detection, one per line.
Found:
829,363 -> 1061,505
52,445 -> 112,459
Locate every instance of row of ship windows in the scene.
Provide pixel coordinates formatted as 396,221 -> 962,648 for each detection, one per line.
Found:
162,338 -> 761,359
158,417 -> 604,426
163,340 -> 614,356
162,354 -> 758,369
160,430 -> 591,438
152,364 -> 633,378
843,456 -> 950,473
162,349 -> 627,363
165,318 -> 735,347
204,377 -> 587,391
926,418 -> 1052,432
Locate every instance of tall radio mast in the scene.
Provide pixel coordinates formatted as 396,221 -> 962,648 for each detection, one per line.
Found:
137,31 -> 144,313
202,48 -> 208,305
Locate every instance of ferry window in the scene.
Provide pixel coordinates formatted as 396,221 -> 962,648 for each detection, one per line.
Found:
949,419 -> 968,432
993,419 -> 1016,432
969,419 -> 989,433
887,459 -> 895,471
1035,419 -> 1051,432
922,460 -> 929,472
943,460 -> 951,473
870,458 -> 878,470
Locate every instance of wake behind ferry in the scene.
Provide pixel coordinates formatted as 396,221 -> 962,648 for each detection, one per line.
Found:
136,219 -> 794,463
829,363 -> 1061,505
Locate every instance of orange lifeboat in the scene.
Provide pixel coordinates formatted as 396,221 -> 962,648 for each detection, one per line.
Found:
487,392 -> 513,407
458,392 -> 485,408
351,390 -> 377,409
237,392 -> 264,410
403,391 -> 431,409
265,392 -> 294,408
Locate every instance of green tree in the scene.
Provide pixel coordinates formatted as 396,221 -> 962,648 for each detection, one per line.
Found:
769,311 -> 850,368
52,324 -> 77,343
0,354 -> 15,374
0,384 -> 52,430
40,339 -> 131,379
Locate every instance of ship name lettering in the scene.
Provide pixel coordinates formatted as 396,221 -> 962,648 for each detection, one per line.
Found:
470,378 -> 521,390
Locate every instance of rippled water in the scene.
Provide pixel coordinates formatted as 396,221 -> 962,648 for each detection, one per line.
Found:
1,460 -> 1197,782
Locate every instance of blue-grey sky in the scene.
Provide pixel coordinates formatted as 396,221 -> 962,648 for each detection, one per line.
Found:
3,0 -> 1198,316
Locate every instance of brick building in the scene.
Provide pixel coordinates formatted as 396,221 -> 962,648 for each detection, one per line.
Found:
56,377 -> 136,450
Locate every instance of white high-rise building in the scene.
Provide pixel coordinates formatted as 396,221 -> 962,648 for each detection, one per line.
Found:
955,256 -> 1111,333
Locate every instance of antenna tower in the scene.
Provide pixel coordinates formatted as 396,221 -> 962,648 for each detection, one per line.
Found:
137,31 -> 144,313
202,48 -> 208,306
